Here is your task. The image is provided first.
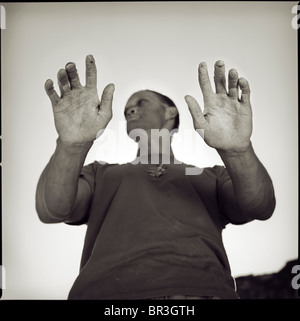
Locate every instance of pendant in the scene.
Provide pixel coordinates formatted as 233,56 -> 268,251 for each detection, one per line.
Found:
146,164 -> 168,178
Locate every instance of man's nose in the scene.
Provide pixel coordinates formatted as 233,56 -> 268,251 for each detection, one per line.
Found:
126,106 -> 139,117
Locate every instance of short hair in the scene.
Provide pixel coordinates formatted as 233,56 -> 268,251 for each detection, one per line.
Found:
146,90 -> 180,131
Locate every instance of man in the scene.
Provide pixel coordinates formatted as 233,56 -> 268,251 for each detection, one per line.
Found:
36,55 -> 276,299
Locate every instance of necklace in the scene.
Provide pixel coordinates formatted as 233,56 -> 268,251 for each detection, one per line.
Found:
146,164 -> 168,178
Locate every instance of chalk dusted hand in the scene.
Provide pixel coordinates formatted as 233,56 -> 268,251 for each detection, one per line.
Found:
185,61 -> 252,152
44,55 -> 115,144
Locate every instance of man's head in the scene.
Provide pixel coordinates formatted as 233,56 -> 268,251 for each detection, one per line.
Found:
124,90 -> 179,135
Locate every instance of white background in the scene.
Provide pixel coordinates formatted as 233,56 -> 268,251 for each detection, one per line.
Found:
1,2 -> 298,299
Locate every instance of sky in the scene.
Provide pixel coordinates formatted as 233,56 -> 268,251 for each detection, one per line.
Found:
1,1 -> 298,299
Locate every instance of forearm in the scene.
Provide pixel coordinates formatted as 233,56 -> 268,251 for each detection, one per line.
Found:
36,138 -> 93,222
217,142 -> 276,220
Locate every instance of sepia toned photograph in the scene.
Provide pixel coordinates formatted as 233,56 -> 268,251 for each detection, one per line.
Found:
1,1 -> 299,301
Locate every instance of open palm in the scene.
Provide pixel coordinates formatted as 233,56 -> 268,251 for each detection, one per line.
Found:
185,61 -> 252,152
44,55 -> 115,144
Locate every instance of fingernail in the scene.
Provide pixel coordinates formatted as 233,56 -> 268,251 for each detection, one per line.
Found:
87,54 -> 94,63
229,69 -> 238,77
58,68 -> 66,75
66,62 -> 75,69
198,62 -> 207,73
110,83 -> 115,92
215,60 -> 224,67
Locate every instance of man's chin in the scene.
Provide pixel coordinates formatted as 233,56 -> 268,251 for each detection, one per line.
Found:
126,124 -> 150,140
127,127 -> 145,134
127,122 -> 145,133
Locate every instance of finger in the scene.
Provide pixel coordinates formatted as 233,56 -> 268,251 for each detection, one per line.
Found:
184,95 -> 206,130
85,54 -> 97,89
198,62 -> 214,99
57,69 -> 71,96
238,77 -> 251,104
228,69 -> 239,99
214,60 -> 227,94
65,62 -> 82,89
98,83 -> 115,116
44,79 -> 60,106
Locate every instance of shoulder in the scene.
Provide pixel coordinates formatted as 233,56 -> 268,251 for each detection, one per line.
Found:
180,161 -> 227,180
82,161 -> 142,179
82,160 -> 121,172
204,165 -> 227,176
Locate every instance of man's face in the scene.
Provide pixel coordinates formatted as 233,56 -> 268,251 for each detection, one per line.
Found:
124,91 -> 168,134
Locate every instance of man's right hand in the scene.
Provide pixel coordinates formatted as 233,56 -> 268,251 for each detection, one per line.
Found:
44,55 -> 115,144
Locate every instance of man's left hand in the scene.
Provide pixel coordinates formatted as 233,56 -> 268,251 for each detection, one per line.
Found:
185,61 -> 252,152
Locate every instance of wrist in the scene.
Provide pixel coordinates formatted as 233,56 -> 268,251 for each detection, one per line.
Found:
56,137 -> 93,154
217,141 -> 252,158
217,142 -> 256,172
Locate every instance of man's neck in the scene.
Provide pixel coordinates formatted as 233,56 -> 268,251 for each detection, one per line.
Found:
136,151 -> 175,165
134,128 -> 175,164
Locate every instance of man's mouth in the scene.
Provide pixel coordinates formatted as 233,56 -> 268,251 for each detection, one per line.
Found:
127,114 -> 141,121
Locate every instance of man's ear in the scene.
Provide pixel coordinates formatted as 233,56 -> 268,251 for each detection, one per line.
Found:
165,106 -> 178,121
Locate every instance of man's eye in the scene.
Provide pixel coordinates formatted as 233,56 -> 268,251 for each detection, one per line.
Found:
138,99 -> 148,106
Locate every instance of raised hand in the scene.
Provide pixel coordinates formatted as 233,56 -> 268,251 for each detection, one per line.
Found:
185,61 -> 252,152
44,55 -> 115,144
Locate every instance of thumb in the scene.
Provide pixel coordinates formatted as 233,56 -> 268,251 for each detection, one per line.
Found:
184,95 -> 206,130
238,77 -> 251,105
98,83 -> 115,116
